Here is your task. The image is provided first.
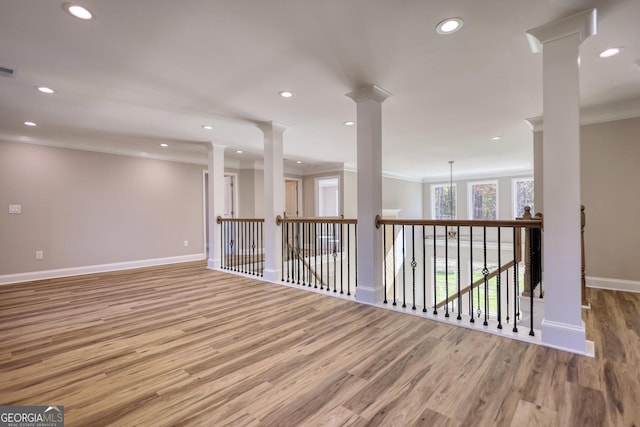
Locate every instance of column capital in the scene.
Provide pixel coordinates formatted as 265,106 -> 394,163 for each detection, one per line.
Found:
256,121 -> 287,133
526,8 -> 597,53
346,85 -> 392,104
525,116 -> 544,132
200,141 -> 226,151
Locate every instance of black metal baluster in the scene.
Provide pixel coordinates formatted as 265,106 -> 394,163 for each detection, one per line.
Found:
402,225 -> 406,308
297,223 -> 301,285
422,225 -> 427,313
497,227 -> 502,329
320,223 -> 324,290
483,227 -> 489,326
445,225 -> 449,318
469,226 -> 474,323
392,224 -> 396,306
457,225 -> 462,320
513,227 -> 519,333
354,225 -> 358,289
340,223 -> 344,294
313,223 -> 318,288
308,222 -> 312,286
433,225 -> 437,315
242,222 -> 249,274
506,269 -> 510,323
260,221 -> 263,277
383,223 -> 387,304
411,225 -> 416,310
221,220 -> 225,269
280,220 -> 284,280
301,221 -> 306,285
529,226 -> 535,336
331,222 -> 338,292
347,223 -> 351,296
285,222 -> 290,282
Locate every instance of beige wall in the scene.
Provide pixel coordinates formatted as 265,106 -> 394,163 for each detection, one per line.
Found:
0,141 -> 205,275
581,117 -> 640,281
343,171 -> 357,218
383,177 -> 423,219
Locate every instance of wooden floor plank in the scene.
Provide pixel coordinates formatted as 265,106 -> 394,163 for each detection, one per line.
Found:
0,261 -> 638,426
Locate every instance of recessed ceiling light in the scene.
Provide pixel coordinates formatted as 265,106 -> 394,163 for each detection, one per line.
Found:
344,121 -> 355,126
202,125 -> 213,130
24,121 -> 37,127
599,47 -> 624,58
36,86 -> 54,94
279,91 -> 293,98
436,18 -> 463,35
62,3 -> 94,20
491,136 -> 502,140
160,143 -> 168,147
236,150 -> 243,154
296,160 -> 303,164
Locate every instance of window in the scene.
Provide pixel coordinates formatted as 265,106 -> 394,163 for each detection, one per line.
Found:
513,178 -> 534,218
468,181 -> 498,220
316,177 -> 340,217
431,184 -> 457,219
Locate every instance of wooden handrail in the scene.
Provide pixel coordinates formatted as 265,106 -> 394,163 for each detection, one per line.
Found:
435,260 -> 516,309
375,215 -> 543,229
276,215 -> 357,225
217,216 -> 265,224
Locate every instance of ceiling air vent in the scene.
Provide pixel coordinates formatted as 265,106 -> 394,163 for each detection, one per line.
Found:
0,66 -> 15,78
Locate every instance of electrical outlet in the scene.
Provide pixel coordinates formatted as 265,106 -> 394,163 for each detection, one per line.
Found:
183,240 -> 189,247
9,204 -> 21,214
35,251 -> 44,260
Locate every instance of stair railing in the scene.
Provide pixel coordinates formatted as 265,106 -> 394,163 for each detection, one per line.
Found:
277,215 -> 357,296
376,213 -> 543,336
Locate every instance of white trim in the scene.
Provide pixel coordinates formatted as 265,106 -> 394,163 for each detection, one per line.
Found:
0,254 -> 205,286
422,167 -> 533,183
586,276 -> 640,293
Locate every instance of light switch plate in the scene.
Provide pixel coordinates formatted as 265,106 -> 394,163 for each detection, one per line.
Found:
9,204 -> 21,214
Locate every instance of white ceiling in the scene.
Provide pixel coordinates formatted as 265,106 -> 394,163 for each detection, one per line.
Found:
1,0 -> 639,180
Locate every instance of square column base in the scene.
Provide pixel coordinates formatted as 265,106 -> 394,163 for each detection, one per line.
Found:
207,258 -> 221,269
540,318 -> 589,355
263,269 -> 282,283
355,286 -> 384,305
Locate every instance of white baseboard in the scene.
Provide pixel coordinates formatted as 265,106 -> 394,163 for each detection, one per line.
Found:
0,253 -> 206,286
586,276 -> 640,294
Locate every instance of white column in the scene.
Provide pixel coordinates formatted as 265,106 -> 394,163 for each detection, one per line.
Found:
526,9 -> 596,354
203,142 -> 226,270
258,121 -> 286,282
525,116 -> 544,215
346,85 -> 391,305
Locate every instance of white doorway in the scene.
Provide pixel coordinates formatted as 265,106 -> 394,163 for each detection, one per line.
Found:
285,178 -> 302,218
315,176 -> 340,217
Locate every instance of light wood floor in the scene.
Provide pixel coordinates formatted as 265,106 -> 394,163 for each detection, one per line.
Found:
1,262 -> 638,426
